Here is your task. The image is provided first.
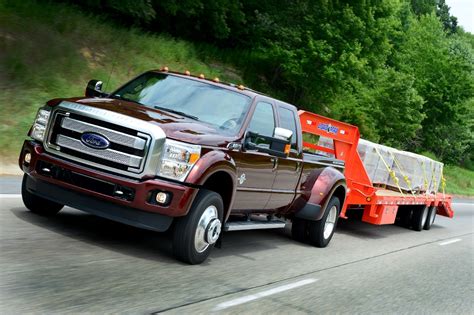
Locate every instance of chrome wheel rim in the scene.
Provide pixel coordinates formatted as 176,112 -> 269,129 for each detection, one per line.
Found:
429,207 -> 436,225
194,205 -> 221,253
421,207 -> 429,227
323,205 -> 338,240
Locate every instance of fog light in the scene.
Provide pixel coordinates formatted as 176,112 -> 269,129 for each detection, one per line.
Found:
24,152 -> 31,164
155,192 -> 169,204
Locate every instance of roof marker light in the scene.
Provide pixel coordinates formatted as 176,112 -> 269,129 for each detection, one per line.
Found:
238,84 -> 245,90
213,77 -> 220,82
161,66 -> 169,72
185,70 -> 191,75
199,74 -> 205,79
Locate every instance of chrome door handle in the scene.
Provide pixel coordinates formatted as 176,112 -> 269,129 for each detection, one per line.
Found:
271,157 -> 278,169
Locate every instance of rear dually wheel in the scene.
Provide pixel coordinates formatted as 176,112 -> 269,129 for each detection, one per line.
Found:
307,197 -> 341,247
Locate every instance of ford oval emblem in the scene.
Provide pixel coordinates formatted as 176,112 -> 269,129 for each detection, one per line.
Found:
80,132 -> 110,150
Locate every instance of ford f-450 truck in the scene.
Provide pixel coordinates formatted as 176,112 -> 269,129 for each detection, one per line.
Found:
19,69 -> 347,264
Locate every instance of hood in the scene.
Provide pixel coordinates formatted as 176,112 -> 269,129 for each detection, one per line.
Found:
48,97 -> 238,147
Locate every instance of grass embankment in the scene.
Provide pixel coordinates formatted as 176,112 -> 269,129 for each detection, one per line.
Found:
1,0 -> 472,196
0,0 -> 243,164
443,165 -> 474,196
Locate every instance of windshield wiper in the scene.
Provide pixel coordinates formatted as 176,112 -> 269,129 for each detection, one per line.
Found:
111,94 -> 145,106
154,106 -> 199,121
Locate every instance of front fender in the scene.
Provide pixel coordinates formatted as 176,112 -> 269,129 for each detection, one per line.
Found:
186,149 -> 237,186
292,167 -> 346,221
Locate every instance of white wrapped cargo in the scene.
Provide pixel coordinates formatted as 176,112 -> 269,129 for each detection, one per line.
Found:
357,139 -> 443,194
358,139 -> 395,185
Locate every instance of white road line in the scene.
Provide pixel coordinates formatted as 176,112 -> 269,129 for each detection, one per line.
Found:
439,238 -> 462,246
0,194 -> 21,198
213,278 -> 317,311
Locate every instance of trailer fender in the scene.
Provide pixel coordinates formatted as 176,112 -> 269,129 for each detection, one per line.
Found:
294,167 -> 346,221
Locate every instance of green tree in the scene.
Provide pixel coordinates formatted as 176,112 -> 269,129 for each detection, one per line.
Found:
393,14 -> 474,163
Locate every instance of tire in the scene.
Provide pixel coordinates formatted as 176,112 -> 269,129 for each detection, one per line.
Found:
411,205 -> 429,231
307,197 -> 341,248
291,218 -> 308,242
423,206 -> 437,230
172,189 -> 223,264
21,174 -> 63,216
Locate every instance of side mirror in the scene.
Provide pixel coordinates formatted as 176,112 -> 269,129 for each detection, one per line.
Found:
85,80 -> 105,97
274,127 -> 293,141
244,127 -> 293,158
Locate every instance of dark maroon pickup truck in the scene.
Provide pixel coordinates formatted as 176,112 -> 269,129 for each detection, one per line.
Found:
19,70 -> 347,264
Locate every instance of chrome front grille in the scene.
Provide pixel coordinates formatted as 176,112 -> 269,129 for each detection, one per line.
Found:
60,117 -> 147,150
56,134 -> 143,168
44,101 -> 166,178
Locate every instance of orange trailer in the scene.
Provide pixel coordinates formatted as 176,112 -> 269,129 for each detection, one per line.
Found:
298,110 -> 453,227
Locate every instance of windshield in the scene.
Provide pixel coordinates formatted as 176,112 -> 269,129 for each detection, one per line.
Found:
112,72 -> 252,135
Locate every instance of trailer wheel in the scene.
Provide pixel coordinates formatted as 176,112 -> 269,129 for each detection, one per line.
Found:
172,189 -> 223,264
411,205 -> 429,231
291,218 -> 308,242
21,174 -> 64,216
423,206 -> 437,230
307,197 -> 340,247
396,207 -> 412,228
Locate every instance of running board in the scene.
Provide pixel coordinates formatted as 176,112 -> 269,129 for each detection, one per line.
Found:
224,220 -> 287,231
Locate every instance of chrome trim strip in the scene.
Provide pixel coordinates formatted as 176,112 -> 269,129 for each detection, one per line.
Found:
225,221 -> 286,231
44,101 -> 166,178
56,135 -> 142,168
61,117 -> 146,150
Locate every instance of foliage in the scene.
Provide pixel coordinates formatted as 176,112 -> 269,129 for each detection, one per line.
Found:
2,0 -> 474,170
0,0 -> 242,161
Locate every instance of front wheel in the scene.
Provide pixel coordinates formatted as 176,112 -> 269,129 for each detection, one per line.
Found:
307,197 -> 341,247
172,189 -> 223,264
21,174 -> 64,216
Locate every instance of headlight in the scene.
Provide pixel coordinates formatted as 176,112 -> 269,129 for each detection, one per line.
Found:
30,108 -> 51,142
157,139 -> 201,181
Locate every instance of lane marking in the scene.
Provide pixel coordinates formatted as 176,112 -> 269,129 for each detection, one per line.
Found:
0,194 -> 21,198
439,238 -> 462,246
213,278 -> 317,311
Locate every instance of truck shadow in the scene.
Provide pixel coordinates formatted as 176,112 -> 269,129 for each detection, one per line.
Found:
10,207 -> 177,263
336,215 -> 446,239
10,207 -> 296,264
10,207 -> 447,264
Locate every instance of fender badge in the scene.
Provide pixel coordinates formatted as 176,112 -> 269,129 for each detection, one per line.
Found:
238,173 -> 246,185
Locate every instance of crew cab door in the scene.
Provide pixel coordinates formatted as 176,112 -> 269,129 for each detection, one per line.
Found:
232,101 -> 278,210
266,104 -> 302,210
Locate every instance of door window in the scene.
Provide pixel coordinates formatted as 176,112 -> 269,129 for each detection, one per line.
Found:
247,102 -> 275,148
248,102 -> 275,137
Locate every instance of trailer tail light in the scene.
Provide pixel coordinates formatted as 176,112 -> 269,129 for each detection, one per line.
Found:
284,144 -> 291,155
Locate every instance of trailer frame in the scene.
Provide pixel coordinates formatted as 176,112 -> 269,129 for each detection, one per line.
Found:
298,110 -> 453,225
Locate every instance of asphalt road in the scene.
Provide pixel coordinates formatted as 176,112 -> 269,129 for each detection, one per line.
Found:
0,176 -> 473,314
